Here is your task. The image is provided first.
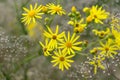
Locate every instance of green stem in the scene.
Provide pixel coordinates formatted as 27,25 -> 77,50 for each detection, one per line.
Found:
1,70 -> 11,80
77,52 -> 89,56
13,54 -> 38,73
48,15 -> 56,27
86,26 -> 91,37
13,0 -> 29,35
24,66 -> 29,80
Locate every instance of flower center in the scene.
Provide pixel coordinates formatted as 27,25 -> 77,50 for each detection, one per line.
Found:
100,32 -> 105,37
105,47 -> 109,51
66,42 -> 72,48
75,23 -> 79,27
43,48 -> 47,52
94,15 -> 97,18
29,10 -> 35,17
59,57 -> 65,61
52,35 -> 57,40
54,6 -> 61,12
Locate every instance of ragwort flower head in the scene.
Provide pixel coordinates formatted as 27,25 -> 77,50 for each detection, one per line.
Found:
97,39 -> 118,58
68,6 -> 81,21
89,55 -> 105,74
21,3 -> 43,25
59,32 -> 82,55
112,27 -> 120,49
110,14 -> 120,28
90,48 -> 98,55
39,39 -> 52,56
46,3 -> 66,15
83,7 -> 90,12
71,6 -> 77,12
41,5 -> 48,13
68,19 -> 87,33
86,5 -> 109,24
51,50 -> 74,71
92,28 -> 110,38
43,25 -> 65,48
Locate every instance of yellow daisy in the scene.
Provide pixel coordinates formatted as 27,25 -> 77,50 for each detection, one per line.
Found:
112,27 -> 120,49
92,28 -> 110,38
51,50 -> 74,71
90,48 -> 98,55
68,19 -> 87,33
97,39 -> 118,58
89,55 -> 105,74
41,5 -> 48,13
21,3 -> 43,25
71,6 -> 77,12
46,3 -> 66,15
110,15 -> 120,28
59,32 -> 82,55
86,5 -> 109,24
39,39 -> 52,56
43,25 -> 65,48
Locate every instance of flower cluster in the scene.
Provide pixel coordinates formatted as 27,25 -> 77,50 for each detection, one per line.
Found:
40,26 -> 82,71
21,2 -> 120,76
68,6 -> 87,33
84,5 -> 109,24
88,26 -> 120,74
22,3 -> 66,25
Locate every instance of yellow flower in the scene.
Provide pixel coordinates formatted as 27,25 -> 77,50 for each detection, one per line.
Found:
26,22 -> 44,39
92,28 -> 110,38
86,5 -> 109,24
90,48 -> 98,55
83,7 -> 90,12
89,55 -> 105,74
21,3 -> 43,25
74,26 -> 85,33
39,39 -> 53,56
71,6 -> 77,12
41,5 -> 48,13
59,32 -> 82,55
51,50 -> 74,71
68,19 -> 87,33
26,22 -> 36,38
43,25 -> 65,48
68,21 -> 74,25
97,39 -> 118,58
112,27 -> 120,49
110,15 -> 120,28
46,3 -> 66,15
86,15 -> 94,23
74,20 -> 87,33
